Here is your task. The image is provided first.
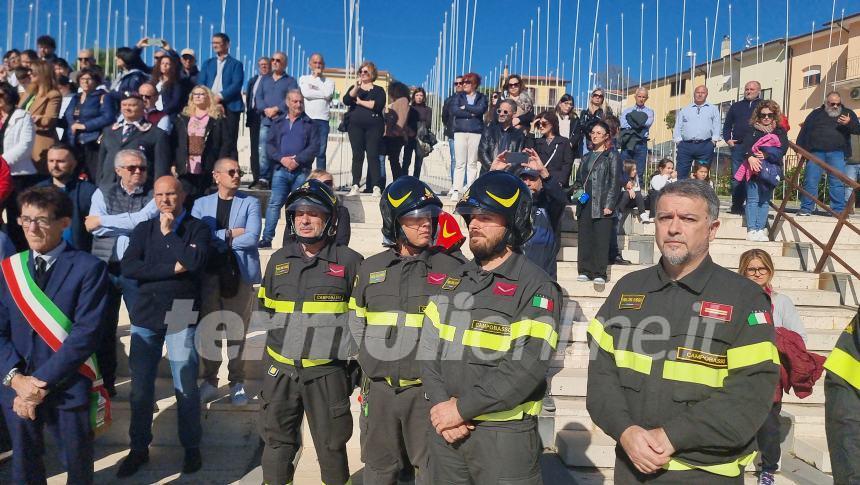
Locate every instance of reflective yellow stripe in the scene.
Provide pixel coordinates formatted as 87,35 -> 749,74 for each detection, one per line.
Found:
727,341 -> 780,369
587,319 -> 615,354
664,451 -> 757,477
424,301 -> 456,341
825,347 -> 860,390
366,312 -> 398,326
662,360 -> 728,388
266,346 -> 332,367
474,400 -> 542,421
615,350 -> 653,375
462,329 -> 509,351
462,320 -> 559,352
404,313 -> 424,328
384,377 -> 422,387
348,297 -> 366,317
260,296 -> 296,313
301,301 -> 348,314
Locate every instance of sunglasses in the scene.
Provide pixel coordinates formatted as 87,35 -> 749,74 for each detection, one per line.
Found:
454,81 -> 463,85
592,93 -> 604,98
462,80 -> 473,85
123,165 -> 147,173
758,112 -> 775,119
496,109 -> 510,114
507,82 -> 520,88
359,69 -> 371,74
77,57 -> 93,62
272,58 -> 285,63
828,102 -> 841,107
319,179 -> 334,187
140,94 -> 155,100
538,120 -> 550,128
221,169 -> 244,178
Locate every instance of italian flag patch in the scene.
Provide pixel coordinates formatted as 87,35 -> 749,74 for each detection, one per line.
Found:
747,311 -> 773,326
531,294 -> 554,311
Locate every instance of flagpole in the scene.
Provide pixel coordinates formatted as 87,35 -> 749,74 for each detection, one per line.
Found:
468,0 -> 477,72
570,0 -> 580,95
638,2 -> 643,86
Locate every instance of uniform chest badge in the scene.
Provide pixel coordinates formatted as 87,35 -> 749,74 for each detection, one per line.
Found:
326,263 -> 345,278
427,273 -> 447,285
274,263 -> 290,276
369,270 -> 387,284
618,294 -> 645,310
698,301 -> 734,322
441,277 -> 461,290
493,282 -> 518,297
267,365 -> 279,377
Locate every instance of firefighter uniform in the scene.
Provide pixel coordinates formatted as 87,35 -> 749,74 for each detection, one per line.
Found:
421,171 -> 562,485
257,181 -> 363,485
348,176 -> 464,485
586,255 -> 780,484
824,310 -> 860,484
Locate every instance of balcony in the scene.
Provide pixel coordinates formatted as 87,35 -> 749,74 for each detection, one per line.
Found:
834,56 -> 860,87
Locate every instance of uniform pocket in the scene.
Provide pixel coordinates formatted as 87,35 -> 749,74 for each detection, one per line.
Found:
325,373 -> 354,450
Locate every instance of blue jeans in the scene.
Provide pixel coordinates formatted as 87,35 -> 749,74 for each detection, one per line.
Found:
262,167 -> 309,241
675,140 -> 714,180
801,150 -> 846,213
448,139 -> 456,184
844,163 -> 860,207
730,145 -> 747,212
621,142 -> 648,187
746,178 -> 773,231
313,119 -> 330,170
128,324 -> 201,451
258,123 -> 273,182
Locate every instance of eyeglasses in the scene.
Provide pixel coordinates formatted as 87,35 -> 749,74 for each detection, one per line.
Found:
758,112 -> 775,119
77,57 -> 93,62
140,94 -> 155,100
454,81 -> 463,86
219,169 -> 244,178
828,102 -> 841,107
18,216 -> 54,228
359,69 -> 371,74
539,121 -> 550,128
78,77 -> 93,83
744,266 -> 770,276
496,109 -> 510,114
272,58 -> 285,63
592,93 -> 604,98
122,165 -> 147,173
507,82 -> 520,88
462,80 -> 473,85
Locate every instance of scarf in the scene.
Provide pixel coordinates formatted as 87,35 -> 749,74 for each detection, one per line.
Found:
753,121 -> 775,134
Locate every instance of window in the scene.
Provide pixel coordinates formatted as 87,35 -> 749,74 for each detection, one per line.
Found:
670,79 -> 687,97
802,66 -> 821,88
761,88 -> 772,100
528,87 -> 537,101
548,88 -> 557,107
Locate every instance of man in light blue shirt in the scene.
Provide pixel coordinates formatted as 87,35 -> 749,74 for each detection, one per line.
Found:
673,85 -> 722,179
620,87 -> 655,186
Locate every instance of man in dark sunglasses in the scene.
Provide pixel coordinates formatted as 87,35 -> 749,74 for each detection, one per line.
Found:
190,157 -> 262,408
442,76 -> 465,183
796,91 -> 860,216
478,99 -> 525,174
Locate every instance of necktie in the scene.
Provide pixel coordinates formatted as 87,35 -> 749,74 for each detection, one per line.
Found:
122,123 -> 135,143
34,257 -> 48,290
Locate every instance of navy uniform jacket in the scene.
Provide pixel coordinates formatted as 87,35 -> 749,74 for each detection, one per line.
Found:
0,246 -> 109,409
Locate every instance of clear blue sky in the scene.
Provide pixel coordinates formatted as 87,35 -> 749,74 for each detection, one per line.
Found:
5,0 -> 856,100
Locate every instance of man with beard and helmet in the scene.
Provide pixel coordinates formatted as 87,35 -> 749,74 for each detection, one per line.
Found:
348,176 -> 463,485
420,170 -> 562,485
256,179 -> 363,485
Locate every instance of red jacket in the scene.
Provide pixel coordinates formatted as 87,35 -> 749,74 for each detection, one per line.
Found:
774,327 -> 825,402
0,156 -> 12,206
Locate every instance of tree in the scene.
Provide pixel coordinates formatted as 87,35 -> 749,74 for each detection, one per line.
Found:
665,110 -> 676,131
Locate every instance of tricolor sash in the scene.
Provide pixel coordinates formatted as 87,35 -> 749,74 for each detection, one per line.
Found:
0,251 -> 111,434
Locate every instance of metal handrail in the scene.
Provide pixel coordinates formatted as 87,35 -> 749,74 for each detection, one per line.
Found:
769,142 -> 860,280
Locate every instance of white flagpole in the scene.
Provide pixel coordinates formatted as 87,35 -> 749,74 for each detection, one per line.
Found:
528,19 -> 533,80
834,8 -> 844,90
468,0 -> 478,72
638,2 -> 643,86
587,0 -> 600,90
260,0 -> 268,56
159,0 -> 165,39
655,0 -> 659,93
704,18 -> 709,82
556,0 -> 561,84
823,0 -> 836,102
537,5 -> 541,86
545,0 -> 550,85
570,0 -> 580,95
620,12 -> 624,92
521,28 -> 526,73
143,0 -> 147,37
709,0 -> 720,78
123,0 -> 128,46
187,4 -> 191,50
461,0 -> 469,76
197,15 -> 202,57
220,0 -> 226,33
209,23 -> 214,57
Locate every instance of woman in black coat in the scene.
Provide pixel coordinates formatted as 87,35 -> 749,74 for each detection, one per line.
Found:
173,85 -> 228,205
575,120 -> 620,284
530,111 -> 574,188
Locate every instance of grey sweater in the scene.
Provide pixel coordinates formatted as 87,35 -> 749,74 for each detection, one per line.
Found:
772,291 -> 808,343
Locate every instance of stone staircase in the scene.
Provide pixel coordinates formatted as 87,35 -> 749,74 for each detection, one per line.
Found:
4,137 -> 857,484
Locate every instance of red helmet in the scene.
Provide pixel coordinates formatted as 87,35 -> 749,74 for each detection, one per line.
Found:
433,211 -> 465,252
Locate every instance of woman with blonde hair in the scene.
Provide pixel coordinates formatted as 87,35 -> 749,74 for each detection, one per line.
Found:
173,85 -> 228,204
737,248 -> 807,485
343,60 -> 386,196
19,59 -> 60,173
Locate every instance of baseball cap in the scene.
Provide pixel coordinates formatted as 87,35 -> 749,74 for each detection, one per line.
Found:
516,166 -> 541,178
180,48 -> 195,58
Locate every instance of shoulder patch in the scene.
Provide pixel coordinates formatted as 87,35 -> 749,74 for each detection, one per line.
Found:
267,365 -> 279,377
427,273 -> 447,285
531,294 -> 554,311
493,282 -> 518,297
326,263 -> 345,278
699,301 -> 734,322
274,263 -> 290,276
369,270 -> 387,284
747,310 -> 773,326
618,294 -> 645,310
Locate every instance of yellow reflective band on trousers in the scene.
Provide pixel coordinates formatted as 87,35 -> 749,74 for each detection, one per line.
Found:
824,347 -> 860,390
474,400 -> 542,421
266,346 -> 333,368
384,377 -> 422,387
462,319 -> 558,352
663,451 -> 757,477
259,288 -> 347,314
587,320 -> 652,375
424,301 -> 456,341
364,312 -> 425,328
663,360 -> 728,388
727,341 -> 780,369
348,297 -> 367,317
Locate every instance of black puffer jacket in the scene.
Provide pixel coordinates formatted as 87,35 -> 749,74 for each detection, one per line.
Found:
577,149 -> 620,219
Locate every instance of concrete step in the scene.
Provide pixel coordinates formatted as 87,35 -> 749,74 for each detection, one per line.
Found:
782,404 -> 826,438
555,428 -> 617,468
792,436 -> 832,474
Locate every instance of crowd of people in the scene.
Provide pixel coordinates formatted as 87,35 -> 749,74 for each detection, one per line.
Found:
0,27 -> 857,485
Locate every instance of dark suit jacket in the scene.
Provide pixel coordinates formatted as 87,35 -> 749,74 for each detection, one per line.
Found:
97,121 -> 171,188
197,55 -> 245,113
245,75 -> 260,124
172,114 -> 229,176
0,246 -> 109,409
36,178 -> 98,252
121,213 -> 210,330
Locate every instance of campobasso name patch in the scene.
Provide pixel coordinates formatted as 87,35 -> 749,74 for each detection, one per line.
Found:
618,294 -> 645,310
314,294 -> 345,302
676,347 -> 728,368
469,320 -> 511,337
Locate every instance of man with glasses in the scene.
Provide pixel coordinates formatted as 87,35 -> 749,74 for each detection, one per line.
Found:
197,33 -> 245,159
86,149 -> 159,397
246,57 -> 271,188
138,82 -> 171,133
442,75 -> 464,187
2,50 -> 21,88
254,51 -> 299,190
179,49 -> 199,85
300,53 -> 335,171
191,158 -> 261,406
673,85 -> 721,180
97,91 -> 170,187
723,81 -> 762,214
478,99 -> 525,174
620,87 -> 654,187
796,91 -> 860,216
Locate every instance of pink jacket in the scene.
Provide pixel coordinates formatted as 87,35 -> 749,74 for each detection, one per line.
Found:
734,133 -> 782,182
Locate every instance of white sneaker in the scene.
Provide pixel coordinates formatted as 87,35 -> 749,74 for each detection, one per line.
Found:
450,190 -> 460,202
756,229 -> 770,242
746,230 -> 758,241
640,214 -> 652,223
593,277 -> 607,285
199,381 -> 218,404
372,186 -> 382,198
577,274 -> 590,282
347,185 -> 360,196
230,383 -> 249,406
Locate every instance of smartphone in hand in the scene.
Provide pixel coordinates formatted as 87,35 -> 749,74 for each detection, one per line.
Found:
505,152 -> 529,168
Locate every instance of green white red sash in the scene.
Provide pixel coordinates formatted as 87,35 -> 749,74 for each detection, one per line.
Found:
0,251 -> 111,434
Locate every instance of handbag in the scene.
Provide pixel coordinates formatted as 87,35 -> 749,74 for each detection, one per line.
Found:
337,109 -> 351,133
569,151 -> 604,205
